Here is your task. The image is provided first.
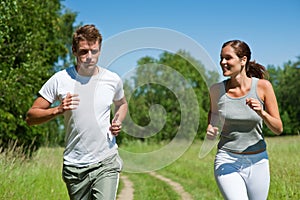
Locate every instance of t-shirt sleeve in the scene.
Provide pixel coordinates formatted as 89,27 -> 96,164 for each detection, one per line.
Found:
39,74 -> 59,104
113,77 -> 125,101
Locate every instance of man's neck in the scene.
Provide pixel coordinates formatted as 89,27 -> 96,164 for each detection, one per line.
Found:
76,65 -> 99,77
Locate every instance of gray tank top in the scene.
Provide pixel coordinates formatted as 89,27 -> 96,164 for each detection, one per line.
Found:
217,77 -> 266,153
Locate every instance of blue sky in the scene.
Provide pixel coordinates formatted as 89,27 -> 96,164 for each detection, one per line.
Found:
62,0 -> 300,77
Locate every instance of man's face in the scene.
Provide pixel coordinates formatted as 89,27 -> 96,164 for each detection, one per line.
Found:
75,40 -> 101,76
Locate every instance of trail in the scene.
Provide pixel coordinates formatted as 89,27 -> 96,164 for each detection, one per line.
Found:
148,171 -> 193,200
117,175 -> 134,200
117,172 -> 193,200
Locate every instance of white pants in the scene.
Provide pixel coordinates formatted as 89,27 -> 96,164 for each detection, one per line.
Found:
214,149 -> 270,200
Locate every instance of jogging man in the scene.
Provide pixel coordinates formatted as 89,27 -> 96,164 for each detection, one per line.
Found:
26,24 -> 128,199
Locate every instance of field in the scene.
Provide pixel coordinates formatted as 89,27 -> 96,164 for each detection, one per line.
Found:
1,136 -> 299,199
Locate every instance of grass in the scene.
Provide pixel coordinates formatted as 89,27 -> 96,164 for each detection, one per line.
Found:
121,136 -> 300,200
122,172 -> 181,200
267,136 -> 300,199
0,146 -> 68,199
155,143 -> 222,200
120,140 -> 221,199
0,136 -> 299,199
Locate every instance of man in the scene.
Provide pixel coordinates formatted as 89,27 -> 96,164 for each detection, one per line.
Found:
26,24 -> 128,200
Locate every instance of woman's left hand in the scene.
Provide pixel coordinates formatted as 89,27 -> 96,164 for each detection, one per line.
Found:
246,98 -> 265,117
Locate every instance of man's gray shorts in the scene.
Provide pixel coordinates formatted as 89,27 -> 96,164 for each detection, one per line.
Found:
62,153 -> 123,200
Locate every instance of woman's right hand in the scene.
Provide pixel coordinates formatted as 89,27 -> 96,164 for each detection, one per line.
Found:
206,124 -> 219,140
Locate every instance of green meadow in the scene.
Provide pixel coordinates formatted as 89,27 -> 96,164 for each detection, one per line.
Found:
1,136 -> 299,200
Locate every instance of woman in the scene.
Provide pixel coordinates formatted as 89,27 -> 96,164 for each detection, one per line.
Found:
207,40 -> 283,200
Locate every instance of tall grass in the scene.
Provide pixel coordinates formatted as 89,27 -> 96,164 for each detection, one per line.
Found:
0,145 -> 68,200
1,136 -> 299,199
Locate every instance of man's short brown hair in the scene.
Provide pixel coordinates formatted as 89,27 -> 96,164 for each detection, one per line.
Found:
72,24 -> 102,54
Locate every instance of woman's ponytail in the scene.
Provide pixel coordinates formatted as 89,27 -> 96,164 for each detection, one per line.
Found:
222,40 -> 269,79
247,61 -> 269,79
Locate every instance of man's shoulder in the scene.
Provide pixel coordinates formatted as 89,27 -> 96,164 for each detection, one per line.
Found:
52,66 -> 75,79
100,68 -> 121,79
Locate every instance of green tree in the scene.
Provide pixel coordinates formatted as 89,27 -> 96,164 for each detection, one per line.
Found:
0,0 -> 77,152
266,57 -> 300,135
120,50 -> 214,143
158,51 -> 212,139
276,58 -> 300,134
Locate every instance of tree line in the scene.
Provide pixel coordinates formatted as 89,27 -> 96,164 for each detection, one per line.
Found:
0,0 -> 77,152
0,0 -> 299,153
118,52 -> 300,144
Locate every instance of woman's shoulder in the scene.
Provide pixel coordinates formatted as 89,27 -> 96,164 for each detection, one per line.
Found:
209,80 -> 227,98
256,78 -> 274,101
257,78 -> 273,90
210,80 -> 226,91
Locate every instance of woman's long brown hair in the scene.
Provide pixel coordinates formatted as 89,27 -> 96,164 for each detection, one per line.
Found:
222,40 -> 269,79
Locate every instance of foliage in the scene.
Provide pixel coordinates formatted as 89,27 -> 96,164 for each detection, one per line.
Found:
1,0 -> 298,152
0,0 -> 77,152
120,51 -> 300,144
266,58 -> 300,135
120,51 -> 215,143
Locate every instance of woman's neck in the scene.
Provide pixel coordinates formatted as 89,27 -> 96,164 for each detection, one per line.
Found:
226,74 -> 252,97
228,72 -> 250,88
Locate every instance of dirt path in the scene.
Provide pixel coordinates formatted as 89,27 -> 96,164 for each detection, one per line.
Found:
117,175 -> 134,200
148,171 -> 193,200
117,172 -> 193,200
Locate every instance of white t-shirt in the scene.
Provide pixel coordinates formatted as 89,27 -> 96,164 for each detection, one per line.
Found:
39,66 -> 124,167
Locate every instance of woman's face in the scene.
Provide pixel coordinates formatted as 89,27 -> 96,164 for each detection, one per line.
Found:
219,45 -> 246,77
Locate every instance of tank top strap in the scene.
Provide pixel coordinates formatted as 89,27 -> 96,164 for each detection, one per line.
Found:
251,77 -> 258,90
248,77 -> 261,100
221,78 -> 260,100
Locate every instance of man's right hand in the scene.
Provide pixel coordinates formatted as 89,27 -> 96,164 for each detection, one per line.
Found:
26,93 -> 80,126
58,93 -> 80,113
